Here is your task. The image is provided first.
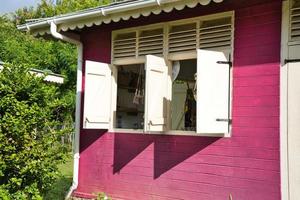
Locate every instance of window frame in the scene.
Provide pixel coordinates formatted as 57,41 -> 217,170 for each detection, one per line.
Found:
109,11 -> 235,137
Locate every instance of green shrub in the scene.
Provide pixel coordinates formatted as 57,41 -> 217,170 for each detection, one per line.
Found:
0,64 -> 68,199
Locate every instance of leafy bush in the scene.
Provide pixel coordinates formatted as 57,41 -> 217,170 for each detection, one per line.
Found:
0,64 -> 68,199
0,17 -> 77,125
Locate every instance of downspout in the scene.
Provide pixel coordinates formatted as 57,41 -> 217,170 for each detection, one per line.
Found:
49,21 -> 82,199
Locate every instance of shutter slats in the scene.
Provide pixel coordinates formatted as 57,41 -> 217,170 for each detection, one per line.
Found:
199,17 -> 232,50
114,38 -> 136,43
200,28 -> 231,36
169,37 -> 197,44
169,29 -> 197,36
169,41 -> 197,48
113,15 -> 233,59
139,34 -> 163,40
138,28 -> 164,56
139,45 -> 163,51
291,0 -> 300,41
114,49 -> 136,54
139,38 -> 163,45
139,49 -> 163,56
169,33 -> 197,40
139,42 -> 164,48
114,45 -> 136,51
169,23 -> 197,54
169,45 -> 197,53
114,43 -> 136,49
113,32 -> 136,59
291,18 -> 300,23
114,52 -> 136,58
291,6 -> 300,11
114,42 -> 136,47
291,23 -> 300,30
200,35 -> 231,44
292,13 -> 300,17
199,33 -> 231,41
200,23 -> 231,31
200,41 -> 232,50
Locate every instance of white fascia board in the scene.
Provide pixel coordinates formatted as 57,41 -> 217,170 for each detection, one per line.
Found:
17,0 -> 224,35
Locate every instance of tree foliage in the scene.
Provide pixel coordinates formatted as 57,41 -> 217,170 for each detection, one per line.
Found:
0,16 -> 77,124
0,64 -> 68,199
0,0 -> 113,198
15,0 -> 111,24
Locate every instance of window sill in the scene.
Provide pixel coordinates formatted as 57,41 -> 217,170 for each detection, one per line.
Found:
110,129 -> 228,137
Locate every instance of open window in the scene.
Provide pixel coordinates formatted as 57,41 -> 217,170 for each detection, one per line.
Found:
110,12 -> 233,135
115,64 -> 145,130
114,55 -> 169,132
171,59 -> 197,131
170,50 -> 231,136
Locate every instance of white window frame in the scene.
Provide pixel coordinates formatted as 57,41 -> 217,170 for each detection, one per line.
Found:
109,11 -> 235,137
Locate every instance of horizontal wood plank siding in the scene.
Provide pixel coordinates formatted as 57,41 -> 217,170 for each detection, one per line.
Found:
76,1 -> 281,199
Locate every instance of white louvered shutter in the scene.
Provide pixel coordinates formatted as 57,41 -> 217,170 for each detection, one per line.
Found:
113,32 -> 136,59
138,28 -> 164,56
83,61 -> 112,129
169,23 -> 197,54
144,55 -> 168,132
199,17 -> 232,51
291,0 -> 300,41
197,49 -> 230,134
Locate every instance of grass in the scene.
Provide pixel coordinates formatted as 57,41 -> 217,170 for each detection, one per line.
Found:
44,155 -> 73,200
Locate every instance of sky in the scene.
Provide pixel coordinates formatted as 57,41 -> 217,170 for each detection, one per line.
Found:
0,0 -> 39,14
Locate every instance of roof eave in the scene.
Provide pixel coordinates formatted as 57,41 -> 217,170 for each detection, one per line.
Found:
18,0 -> 224,34
17,0 -> 162,32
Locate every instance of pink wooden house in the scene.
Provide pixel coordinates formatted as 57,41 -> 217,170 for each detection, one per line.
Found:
19,0 -> 300,199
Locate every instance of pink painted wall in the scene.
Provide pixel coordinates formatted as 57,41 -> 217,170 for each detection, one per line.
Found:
75,1 -> 281,199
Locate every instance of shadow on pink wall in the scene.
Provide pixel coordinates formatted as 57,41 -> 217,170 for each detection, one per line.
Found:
80,129 -> 107,153
112,133 -> 219,179
153,136 -> 219,178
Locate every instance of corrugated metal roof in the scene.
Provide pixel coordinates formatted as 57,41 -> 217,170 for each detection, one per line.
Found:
0,64 -> 64,84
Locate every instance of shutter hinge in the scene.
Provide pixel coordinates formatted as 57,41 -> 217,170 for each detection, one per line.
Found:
217,61 -> 232,68
284,59 -> 300,65
216,118 -> 232,124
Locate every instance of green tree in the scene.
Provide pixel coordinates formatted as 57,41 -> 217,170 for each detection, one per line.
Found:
0,64 -> 68,199
15,0 -> 111,24
0,16 -> 77,125
0,1 -> 112,198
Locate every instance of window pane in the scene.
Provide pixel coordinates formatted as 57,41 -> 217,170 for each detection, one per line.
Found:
171,59 -> 197,131
116,64 -> 145,129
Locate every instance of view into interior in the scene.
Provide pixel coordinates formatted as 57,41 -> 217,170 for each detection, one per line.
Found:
171,59 -> 197,131
116,64 -> 145,129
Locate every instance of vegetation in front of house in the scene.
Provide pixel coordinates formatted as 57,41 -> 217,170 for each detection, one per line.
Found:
95,193 -> 112,200
0,16 -> 77,126
44,154 -> 73,200
15,0 -> 111,25
0,64 -> 70,199
0,1 -> 113,199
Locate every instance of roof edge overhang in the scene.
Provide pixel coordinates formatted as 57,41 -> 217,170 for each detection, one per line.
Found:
17,0 -> 224,36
